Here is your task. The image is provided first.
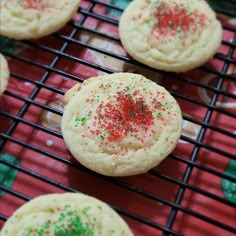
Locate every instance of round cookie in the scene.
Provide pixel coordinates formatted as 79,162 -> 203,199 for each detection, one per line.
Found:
0,0 -> 80,40
61,73 -> 182,176
119,0 -> 222,72
1,192 -> 133,236
0,53 -> 10,95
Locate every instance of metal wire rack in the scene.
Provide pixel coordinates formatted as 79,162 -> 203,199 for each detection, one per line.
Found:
0,1 -> 236,235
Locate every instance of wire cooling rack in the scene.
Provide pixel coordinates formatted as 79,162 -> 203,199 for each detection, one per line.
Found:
0,1 -> 236,235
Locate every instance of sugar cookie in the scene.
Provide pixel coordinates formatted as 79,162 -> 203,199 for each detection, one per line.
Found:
63,82 -> 82,105
0,0 -> 80,40
1,192 -> 133,236
0,53 -> 9,95
61,73 -> 182,176
119,0 -> 222,72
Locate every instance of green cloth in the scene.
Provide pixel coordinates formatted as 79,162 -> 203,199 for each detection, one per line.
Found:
107,0 -> 131,16
207,0 -> 236,16
222,160 -> 236,204
0,153 -> 20,197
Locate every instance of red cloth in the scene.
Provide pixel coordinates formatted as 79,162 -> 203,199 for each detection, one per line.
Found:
0,1 -> 235,235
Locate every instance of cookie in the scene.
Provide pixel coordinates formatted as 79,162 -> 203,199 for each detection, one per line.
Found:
63,82 -> 82,105
0,53 -> 9,95
1,192 -> 133,236
61,73 -> 182,176
119,0 -> 222,72
0,0 -> 80,40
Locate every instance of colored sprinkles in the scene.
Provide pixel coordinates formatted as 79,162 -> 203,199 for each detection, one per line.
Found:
95,92 -> 154,143
3,0 -> 62,10
20,205 -> 95,236
74,76 -> 177,150
2,201 -> 131,236
132,0 -> 210,45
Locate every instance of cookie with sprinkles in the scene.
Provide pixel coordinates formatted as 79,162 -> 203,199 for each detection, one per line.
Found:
0,0 -> 80,39
0,53 -> 10,95
119,0 -> 222,72
1,192 -> 133,236
61,73 -> 182,176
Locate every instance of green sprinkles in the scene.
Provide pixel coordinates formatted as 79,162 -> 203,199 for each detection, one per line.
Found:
74,116 -> 86,127
82,206 -> 92,216
125,86 -> 130,91
96,95 -> 100,102
156,112 -> 162,118
165,104 -> 173,109
22,205 -> 95,236
49,208 -> 55,213
178,31 -> 184,40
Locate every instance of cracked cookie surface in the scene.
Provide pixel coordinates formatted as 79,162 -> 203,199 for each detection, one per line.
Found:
1,193 -> 133,236
119,0 -> 222,72
61,73 -> 182,176
0,0 -> 80,39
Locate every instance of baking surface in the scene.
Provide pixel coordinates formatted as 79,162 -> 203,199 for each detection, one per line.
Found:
0,0 -> 236,235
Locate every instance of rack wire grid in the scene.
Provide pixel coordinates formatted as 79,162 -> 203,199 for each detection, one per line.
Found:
0,1 -> 236,235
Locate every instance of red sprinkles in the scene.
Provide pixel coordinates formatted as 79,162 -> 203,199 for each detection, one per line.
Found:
93,92 -> 154,143
145,1 -> 209,43
25,0 -> 40,9
73,76 -> 178,149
